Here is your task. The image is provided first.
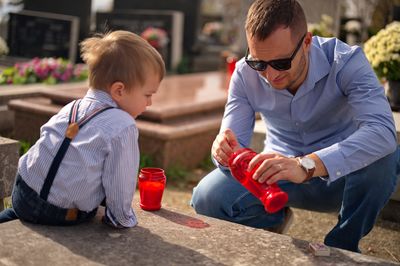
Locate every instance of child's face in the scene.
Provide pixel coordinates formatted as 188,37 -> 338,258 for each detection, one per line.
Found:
116,73 -> 161,118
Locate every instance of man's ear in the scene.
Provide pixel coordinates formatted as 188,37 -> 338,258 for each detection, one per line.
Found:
109,81 -> 125,102
304,32 -> 313,46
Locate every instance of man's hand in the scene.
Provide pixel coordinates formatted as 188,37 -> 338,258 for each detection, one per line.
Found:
212,128 -> 239,166
249,152 -> 308,184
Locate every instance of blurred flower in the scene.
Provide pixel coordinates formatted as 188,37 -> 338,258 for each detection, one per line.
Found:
140,27 -> 169,49
308,14 -> 334,37
344,20 -> 362,34
0,57 -> 88,85
200,21 -> 224,44
364,22 -> 400,81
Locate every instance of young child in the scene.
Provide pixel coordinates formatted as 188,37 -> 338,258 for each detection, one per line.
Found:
0,30 -> 165,228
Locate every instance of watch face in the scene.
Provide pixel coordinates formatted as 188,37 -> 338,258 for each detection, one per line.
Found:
301,157 -> 316,169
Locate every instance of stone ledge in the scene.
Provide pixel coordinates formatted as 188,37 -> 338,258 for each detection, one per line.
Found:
0,199 -> 397,266
0,81 -> 88,105
0,137 -> 19,210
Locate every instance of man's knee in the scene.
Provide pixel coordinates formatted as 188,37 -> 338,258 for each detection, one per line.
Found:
191,168 -> 226,215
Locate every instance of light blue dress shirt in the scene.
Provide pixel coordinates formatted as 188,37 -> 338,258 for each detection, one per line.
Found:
19,89 -> 139,227
223,36 -> 397,183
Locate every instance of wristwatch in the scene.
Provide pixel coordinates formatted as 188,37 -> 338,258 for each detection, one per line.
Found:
297,156 -> 316,181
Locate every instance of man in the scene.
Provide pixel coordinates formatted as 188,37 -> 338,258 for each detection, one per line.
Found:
191,0 -> 399,253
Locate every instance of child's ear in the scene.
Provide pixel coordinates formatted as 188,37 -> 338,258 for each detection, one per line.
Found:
109,81 -> 125,101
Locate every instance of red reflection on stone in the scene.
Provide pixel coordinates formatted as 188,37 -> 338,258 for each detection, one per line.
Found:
152,209 -> 210,229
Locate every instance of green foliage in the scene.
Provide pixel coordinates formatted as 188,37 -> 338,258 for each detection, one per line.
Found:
198,155 -> 215,171
3,197 -> 12,209
165,165 -> 189,184
139,154 -> 154,169
19,140 -> 31,156
175,55 -> 190,74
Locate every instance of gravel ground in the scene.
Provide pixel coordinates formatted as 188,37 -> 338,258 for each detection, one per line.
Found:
162,169 -> 400,264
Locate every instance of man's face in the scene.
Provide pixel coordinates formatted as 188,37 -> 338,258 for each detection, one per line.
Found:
246,27 -> 311,91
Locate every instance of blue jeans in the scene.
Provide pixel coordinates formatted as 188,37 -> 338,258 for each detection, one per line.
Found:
191,149 -> 399,252
0,174 -> 97,225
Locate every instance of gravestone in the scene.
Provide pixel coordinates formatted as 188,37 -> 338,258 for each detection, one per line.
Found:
96,10 -> 184,70
7,10 -> 79,63
8,72 -> 227,169
22,0 -> 92,62
113,0 -> 201,55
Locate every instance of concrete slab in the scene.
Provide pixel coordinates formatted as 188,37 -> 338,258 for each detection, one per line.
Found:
0,198 -> 397,266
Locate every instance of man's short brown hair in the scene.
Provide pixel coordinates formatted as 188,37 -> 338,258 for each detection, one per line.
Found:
80,30 -> 165,91
245,0 -> 307,41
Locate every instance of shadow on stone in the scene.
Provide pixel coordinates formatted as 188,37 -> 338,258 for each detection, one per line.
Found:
21,212 -> 221,265
151,208 -> 210,229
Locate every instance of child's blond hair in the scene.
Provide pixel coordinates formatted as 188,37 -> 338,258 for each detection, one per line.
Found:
80,30 -> 165,91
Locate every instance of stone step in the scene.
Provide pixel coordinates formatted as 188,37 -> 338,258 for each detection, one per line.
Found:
40,71 -> 227,123
8,96 -> 222,169
0,199 -> 397,265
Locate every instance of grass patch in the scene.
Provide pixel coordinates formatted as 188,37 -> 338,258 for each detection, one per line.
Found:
2,196 -> 12,209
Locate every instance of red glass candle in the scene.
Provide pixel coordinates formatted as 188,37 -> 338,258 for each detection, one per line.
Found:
226,56 -> 237,76
228,148 -> 288,213
138,167 -> 166,211
225,55 -> 238,89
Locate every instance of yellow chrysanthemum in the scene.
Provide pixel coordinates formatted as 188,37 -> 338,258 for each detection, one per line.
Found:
364,21 -> 400,81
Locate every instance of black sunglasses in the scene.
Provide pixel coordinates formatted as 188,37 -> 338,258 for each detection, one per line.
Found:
245,33 -> 306,72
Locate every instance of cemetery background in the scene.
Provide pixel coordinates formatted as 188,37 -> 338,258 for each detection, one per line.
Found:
0,0 -> 399,264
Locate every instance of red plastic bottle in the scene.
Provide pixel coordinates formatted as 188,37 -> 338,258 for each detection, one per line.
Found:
138,168 -> 166,211
228,148 -> 288,213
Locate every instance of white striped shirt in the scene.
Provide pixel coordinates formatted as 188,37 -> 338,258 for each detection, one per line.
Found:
19,89 -> 139,227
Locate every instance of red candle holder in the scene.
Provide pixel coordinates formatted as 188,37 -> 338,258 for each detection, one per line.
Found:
225,55 -> 237,89
228,148 -> 288,213
138,167 -> 166,211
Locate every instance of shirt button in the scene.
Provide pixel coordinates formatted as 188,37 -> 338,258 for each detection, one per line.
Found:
295,122 -> 299,126
336,171 -> 341,176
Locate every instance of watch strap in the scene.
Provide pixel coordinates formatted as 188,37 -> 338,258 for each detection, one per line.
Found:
297,157 -> 315,181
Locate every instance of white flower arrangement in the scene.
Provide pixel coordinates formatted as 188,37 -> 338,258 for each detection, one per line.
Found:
364,21 -> 400,81
307,14 -> 334,37
344,20 -> 361,34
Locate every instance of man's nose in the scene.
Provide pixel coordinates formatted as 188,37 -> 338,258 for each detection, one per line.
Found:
262,66 -> 281,79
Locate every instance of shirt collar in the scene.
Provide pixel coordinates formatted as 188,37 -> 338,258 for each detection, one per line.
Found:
84,88 -> 118,108
294,41 -> 331,99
